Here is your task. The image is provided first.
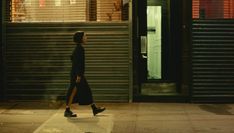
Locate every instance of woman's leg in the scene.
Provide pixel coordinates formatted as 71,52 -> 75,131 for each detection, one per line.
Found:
81,77 -> 105,116
64,83 -> 78,117
67,87 -> 77,108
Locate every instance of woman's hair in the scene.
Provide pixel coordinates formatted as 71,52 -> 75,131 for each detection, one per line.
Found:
73,31 -> 84,43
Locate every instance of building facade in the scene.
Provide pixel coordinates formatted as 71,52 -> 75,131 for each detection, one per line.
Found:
1,0 -> 234,102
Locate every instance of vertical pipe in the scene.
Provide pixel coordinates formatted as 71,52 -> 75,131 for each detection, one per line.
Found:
128,0 -> 133,102
0,0 -> 2,101
187,0 -> 193,101
1,0 -> 7,101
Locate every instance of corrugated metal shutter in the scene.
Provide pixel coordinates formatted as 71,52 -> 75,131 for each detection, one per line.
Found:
192,19 -> 234,102
5,22 -> 130,102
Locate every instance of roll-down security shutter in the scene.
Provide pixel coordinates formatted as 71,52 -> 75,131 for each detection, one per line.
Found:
192,19 -> 234,102
5,22 -> 130,102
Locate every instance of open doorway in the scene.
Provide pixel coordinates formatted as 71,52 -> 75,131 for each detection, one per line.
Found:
138,0 -> 181,96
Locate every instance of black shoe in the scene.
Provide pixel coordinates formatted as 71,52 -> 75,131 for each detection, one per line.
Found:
92,106 -> 106,116
64,110 -> 77,117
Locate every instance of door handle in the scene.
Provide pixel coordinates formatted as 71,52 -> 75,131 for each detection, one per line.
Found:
141,36 -> 147,55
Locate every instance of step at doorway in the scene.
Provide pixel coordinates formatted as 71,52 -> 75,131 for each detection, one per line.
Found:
141,83 -> 177,95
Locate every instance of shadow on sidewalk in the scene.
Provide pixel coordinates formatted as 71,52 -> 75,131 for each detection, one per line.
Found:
199,104 -> 234,115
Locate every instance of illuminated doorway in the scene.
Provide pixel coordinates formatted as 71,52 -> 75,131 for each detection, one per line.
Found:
147,6 -> 162,79
138,0 -> 180,96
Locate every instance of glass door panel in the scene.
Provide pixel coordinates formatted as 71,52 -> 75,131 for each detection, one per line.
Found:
147,6 -> 162,79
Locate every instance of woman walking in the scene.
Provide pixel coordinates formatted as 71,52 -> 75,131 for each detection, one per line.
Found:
64,31 -> 105,117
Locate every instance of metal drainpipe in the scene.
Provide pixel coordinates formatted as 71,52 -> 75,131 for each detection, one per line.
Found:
128,0 -> 133,103
2,0 -> 7,101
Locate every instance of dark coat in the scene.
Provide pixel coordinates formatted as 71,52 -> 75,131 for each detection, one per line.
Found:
66,44 -> 93,105
71,44 -> 85,77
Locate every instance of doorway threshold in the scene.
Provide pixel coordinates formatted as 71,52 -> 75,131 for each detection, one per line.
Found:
137,82 -> 188,102
133,94 -> 189,103
141,82 -> 177,96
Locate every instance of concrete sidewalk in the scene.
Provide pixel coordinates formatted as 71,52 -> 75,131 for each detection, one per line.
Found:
0,102 -> 234,133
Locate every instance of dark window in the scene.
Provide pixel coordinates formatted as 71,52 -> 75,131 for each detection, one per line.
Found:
10,0 -> 129,22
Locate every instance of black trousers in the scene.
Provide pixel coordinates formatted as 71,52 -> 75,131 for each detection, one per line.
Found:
66,75 -> 93,105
